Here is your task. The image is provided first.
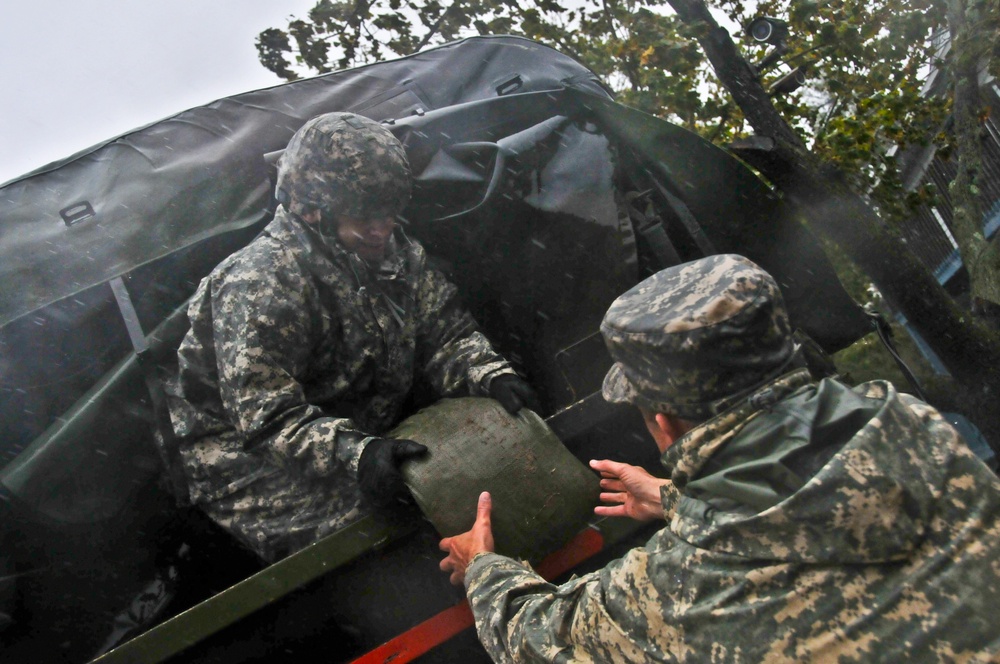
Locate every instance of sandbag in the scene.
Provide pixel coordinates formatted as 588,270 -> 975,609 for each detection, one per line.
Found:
392,397 -> 599,562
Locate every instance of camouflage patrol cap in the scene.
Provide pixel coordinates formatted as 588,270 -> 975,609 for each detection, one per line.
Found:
601,254 -> 797,421
275,112 -> 411,221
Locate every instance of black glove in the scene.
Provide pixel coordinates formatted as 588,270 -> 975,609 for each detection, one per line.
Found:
488,374 -> 541,416
357,438 -> 428,507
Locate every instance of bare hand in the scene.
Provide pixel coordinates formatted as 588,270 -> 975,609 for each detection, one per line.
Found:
590,459 -> 670,522
439,491 -> 496,585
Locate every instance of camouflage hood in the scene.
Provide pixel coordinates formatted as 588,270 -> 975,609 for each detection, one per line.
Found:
275,112 -> 411,223
663,373 -> 978,564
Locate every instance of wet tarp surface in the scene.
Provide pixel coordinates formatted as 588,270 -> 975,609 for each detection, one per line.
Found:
0,36 -> 609,327
0,36 -> 612,463
0,35 -> 867,469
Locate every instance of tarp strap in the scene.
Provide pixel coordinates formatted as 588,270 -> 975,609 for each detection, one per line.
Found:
626,189 -> 682,269
109,277 -> 191,506
649,179 -> 717,256
865,304 -> 929,403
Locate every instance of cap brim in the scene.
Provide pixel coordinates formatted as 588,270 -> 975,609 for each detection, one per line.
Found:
602,362 -> 640,405
602,362 -> 679,417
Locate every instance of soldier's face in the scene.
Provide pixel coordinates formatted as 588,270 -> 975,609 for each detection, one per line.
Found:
335,214 -> 396,262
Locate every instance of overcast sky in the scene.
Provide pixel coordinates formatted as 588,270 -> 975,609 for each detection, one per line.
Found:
0,0 -> 318,184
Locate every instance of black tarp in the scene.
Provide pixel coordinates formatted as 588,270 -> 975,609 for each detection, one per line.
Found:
0,36 -> 609,327
0,35 -> 869,472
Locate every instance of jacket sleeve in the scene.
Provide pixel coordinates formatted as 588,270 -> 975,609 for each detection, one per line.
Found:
414,267 -> 513,396
464,550 -> 673,664
207,258 -> 369,478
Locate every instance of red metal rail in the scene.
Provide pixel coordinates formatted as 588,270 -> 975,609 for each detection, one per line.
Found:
351,527 -> 606,664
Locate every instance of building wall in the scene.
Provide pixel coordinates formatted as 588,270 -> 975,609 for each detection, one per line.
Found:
899,83 -> 1000,290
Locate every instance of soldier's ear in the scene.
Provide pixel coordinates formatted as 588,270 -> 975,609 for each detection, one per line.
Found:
655,413 -> 691,447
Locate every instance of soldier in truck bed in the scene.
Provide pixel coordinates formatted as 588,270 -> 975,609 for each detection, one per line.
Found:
166,112 -> 537,562
440,253 -> 1000,662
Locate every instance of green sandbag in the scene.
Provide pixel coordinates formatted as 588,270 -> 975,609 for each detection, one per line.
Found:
391,397 -> 599,563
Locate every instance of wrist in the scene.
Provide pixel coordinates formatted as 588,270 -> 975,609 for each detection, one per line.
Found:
332,425 -> 374,476
479,367 -> 516,393
465,550 -> 497,585
469,550 -> 493,565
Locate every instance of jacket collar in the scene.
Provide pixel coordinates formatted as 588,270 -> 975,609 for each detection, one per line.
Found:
661,368 -> 815,490
664,377 -> 958,564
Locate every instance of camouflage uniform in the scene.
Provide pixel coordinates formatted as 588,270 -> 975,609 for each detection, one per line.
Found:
166,113 -> 512,562
464,255 -> 1000,662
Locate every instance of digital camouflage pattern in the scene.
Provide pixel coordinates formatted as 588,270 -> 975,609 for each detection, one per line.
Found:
275,112 -> 411,222
466,256 -> 999,661
166,208 -> 512,561
465,370 -> 1000,662
601,254 -> 797,421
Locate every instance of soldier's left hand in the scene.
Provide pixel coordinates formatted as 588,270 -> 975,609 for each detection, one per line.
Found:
489,374 -> 540,415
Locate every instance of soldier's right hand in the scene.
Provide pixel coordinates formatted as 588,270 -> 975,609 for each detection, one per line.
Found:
358,438 -> 428,507
590,459 -> 671,522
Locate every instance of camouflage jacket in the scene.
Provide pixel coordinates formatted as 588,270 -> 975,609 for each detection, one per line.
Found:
466,369 -> 1000,662
166,208 -> 511,504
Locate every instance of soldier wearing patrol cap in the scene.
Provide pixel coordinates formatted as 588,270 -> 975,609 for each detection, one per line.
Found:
440,254 -> 1000,662
166,112 -> 536,562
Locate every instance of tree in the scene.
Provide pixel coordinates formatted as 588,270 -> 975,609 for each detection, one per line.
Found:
662,0 -> 1000,451
257,0 -> 1000,449
258,0 -> 949,218
256,0 -> 715,123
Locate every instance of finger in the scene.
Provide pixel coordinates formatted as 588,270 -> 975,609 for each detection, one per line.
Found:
395,440 -> 429,460
594,505 -> 628,518
590,459 -> 628,475
600,491 -> 626,505
501,392 -> 522,415
439,556 -> 452,572
476,491 -> 492,526
599,479 -> 625,492
439,537 -> 452,552
513,383 -> 540,412
450,570 -> 464,586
